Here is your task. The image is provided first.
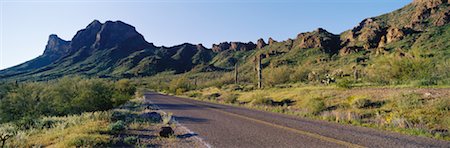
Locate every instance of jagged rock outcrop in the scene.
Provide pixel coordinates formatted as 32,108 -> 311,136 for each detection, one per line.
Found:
294,28 -> 340,54
43,34 -> 71,57
230,42 -> 256,51
257,38 -> 267,49
413,0 -> 448,9
268,37 -> 277,45
212,42 -> 231,52
341,18 -> 386,50
408,0 -> 449,30
434,10 -> 450,26
385,27 -> 409,44
212,41 -> 257,52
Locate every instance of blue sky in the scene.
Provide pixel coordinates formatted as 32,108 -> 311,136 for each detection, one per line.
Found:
0,0 -> 411,70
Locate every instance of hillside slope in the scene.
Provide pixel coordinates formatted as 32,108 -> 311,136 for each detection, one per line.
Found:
0,0 -> 448,83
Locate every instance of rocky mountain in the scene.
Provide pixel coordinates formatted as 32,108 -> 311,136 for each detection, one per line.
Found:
0,0 -> 448,81
0,20 -> 214,80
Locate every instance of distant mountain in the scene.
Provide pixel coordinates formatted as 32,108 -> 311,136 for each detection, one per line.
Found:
1,0 -> 448,81
0,20 -> 214,80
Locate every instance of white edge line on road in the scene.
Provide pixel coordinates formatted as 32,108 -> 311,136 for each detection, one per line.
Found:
144,95 -> 213,148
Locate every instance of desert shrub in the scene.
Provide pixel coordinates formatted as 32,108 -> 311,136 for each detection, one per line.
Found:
0,123 -> 17,147
109,120 -> 126,134
366,56 -> 437,85
219,92 -> 238,103
264,65 -> 292,86
115,79 -> 136,96
0,76 -> 134,124
336,78 -> 354,89
444,116 -> 450,130
249,93 -> 272,106
112,93 -> 132,107
72,79 -> 115,113
396,93 -> 423,110
350,98 -> 371,109
186,92 -> 202,98
65,134 -> 110,147
124,136 -> 138,145
302,97 -> 326,115
413,78 -> 439,86
202,93 -> 221,100
432,98 -> 450,112
169,76 -> 191,94
290,66 -> 312,83
111,110 -> 134,122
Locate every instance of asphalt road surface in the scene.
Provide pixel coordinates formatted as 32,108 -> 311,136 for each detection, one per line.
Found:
144,92 -> 450,148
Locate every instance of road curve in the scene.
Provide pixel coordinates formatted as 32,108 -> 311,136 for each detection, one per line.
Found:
144,92 -> 450,148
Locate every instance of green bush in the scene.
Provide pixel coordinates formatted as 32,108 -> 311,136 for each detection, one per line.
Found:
336,79 -> 354,89
432,98 -> 450,112
250,93 -> 273,106
187,92 -> 202,98
169,76 -> 191,94
396,93 -> 423,110
302,98 -> 326,115
115,79 -> 136,96
109,120 -> 126,134
264,66 -> 292,86
219,92 -> 238,103
66,134 -> 110,147
0,77 -> 134,124
124,136 -> 139,145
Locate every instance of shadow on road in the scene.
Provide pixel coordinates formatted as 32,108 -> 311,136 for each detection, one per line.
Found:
152,103 -> 205,110
174,116 -> 209,124
177,133 -> 199,139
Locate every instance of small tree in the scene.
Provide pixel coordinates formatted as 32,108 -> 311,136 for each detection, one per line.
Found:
0,124 -> 16,148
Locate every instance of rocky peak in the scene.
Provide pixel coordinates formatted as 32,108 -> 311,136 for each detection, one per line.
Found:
268,37 -> 277,45
43,34 -> 71,56
257,38 -> 267,49
196,44 -> 207,50
70,20 -> 103,49
212,42 -> 231,52
294,28 -> 340,53
93,21 -> 145,49
212,41 -> 257,52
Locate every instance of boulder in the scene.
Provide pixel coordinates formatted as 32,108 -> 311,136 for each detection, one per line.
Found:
159,126 -> 175,138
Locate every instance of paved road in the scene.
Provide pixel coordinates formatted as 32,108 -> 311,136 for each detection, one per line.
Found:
144,92 -> 450,148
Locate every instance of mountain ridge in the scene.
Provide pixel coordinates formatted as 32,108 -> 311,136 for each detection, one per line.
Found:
1,0 -> 448,81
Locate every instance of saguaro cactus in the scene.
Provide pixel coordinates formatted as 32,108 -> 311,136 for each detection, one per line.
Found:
256,54 -> 262,89
234,62 -> 239,84
353,66 -> 359,81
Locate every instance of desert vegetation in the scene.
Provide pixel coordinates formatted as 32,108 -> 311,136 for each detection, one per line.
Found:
0,76 -> 136,147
